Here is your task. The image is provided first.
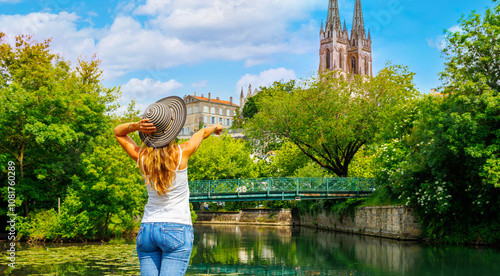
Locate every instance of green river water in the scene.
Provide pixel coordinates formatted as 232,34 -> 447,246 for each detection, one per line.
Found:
1,224 -> 499,275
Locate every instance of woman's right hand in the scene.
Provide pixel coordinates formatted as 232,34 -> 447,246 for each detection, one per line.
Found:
135,119 -> 156,134
213,122 -> 223,135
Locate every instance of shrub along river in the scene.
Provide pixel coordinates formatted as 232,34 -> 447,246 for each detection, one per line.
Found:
1,224 -> 499,275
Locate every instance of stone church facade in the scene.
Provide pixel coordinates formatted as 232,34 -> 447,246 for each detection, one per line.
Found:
319,0 -> 372,77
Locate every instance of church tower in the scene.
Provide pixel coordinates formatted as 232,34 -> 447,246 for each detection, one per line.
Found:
319,0 -> 372,77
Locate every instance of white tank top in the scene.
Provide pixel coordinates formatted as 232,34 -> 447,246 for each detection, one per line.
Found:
139,145 -> 192,226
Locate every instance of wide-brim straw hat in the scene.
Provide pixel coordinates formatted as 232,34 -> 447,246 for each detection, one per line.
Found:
139,96 -> 186,148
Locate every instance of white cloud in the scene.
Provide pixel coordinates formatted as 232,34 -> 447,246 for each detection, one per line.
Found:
0,12 -> 97,65
0,1 -> 325,79
426,36 -> 446,51
427,25 -> 461,51
121,78 -> 184,100
448,25 -> 462,33
191,80 -> 208,88
235,68 -> 296,94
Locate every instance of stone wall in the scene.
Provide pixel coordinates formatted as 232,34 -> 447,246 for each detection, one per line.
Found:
195,208 -> 294,225
301,205 -> 421,240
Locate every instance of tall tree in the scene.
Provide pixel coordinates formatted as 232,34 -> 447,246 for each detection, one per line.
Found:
246,65 -> 418,177
376,0 -> 500,243
0,34 -> 119,215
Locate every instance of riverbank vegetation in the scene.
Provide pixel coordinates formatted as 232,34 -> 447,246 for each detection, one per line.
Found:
1,1 -> 499,244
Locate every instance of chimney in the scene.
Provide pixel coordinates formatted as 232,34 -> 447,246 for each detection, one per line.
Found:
216,97 -> 219,100
431,88 -> 436,94
194,92 -> 196,97
230,97 -> 233,105
201,94 -> 204,98
208,93 -> 211,101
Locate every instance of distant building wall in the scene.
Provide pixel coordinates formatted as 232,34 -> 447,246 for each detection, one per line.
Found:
182,93 -> 238,135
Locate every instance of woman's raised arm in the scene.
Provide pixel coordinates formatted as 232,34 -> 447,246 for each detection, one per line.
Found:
114,119 -> 156,161
181,122 -> 223,159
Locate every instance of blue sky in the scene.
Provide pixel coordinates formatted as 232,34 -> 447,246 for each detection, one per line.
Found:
0,0 -> 495,114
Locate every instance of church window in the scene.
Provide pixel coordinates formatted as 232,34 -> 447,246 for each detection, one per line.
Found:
188,108 -> 191,115
365,59 -> 369,75
339,51 -> 343,69
351,56 -> 356,74
227,110 -> 230,116
211,107 -> 215,114
195,106 -> 198,113
204,106 -> 208,112
219,108 -> 222,115
326,49 -> 331,70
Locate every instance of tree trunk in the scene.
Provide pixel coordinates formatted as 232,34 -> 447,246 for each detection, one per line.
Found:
19,144 -> 29,216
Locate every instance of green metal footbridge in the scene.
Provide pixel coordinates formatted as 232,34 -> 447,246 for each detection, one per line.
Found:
189,177 -> 375,202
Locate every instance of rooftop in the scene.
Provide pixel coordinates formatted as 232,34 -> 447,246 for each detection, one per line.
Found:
188,95 -> 239,107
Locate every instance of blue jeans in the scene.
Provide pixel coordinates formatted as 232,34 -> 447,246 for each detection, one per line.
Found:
136,222 -> 194,276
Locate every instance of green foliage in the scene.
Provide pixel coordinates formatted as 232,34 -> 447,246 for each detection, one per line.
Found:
230,107 -> 244,129
293,162 -> 327,177
16,209 -> 59,241
375,1 -> 500,244
224,201 -> 258,211
188,134 -> 259,180
348,146 -> 376,178
66,126 -> 146,239
330,198 -> 367,219
242,96 -> 258,119
296,198 -> 366,218
269,141 -> 312,177
263,200 -> 295,209
0,34 -> 119,217
0,34 -> 151,241
362,186 -> 404,207
190,203 -> 198,223
246,65 -> 418,177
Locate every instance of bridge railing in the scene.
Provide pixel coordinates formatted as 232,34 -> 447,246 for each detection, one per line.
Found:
189,177 -> 375,195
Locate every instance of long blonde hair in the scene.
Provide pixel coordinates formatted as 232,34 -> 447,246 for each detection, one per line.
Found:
139,141 -> 179,195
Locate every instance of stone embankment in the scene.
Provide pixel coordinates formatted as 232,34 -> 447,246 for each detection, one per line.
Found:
196,206 -> 421,240
195,208 -> 299,226
301,206 -> 421,240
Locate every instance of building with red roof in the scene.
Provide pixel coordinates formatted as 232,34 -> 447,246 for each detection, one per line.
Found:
181,92 -> 239,135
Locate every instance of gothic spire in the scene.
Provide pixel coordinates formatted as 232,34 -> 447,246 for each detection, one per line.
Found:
247,84 -> 252,98
351,0 -> 366,38
327,0 -> 341,30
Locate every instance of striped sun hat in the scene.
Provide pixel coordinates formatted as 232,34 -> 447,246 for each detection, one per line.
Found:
139,96 -> 187,148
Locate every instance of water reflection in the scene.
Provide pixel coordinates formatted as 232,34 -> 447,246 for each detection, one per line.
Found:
189,225 -> 500,276
1,225 -> 499,275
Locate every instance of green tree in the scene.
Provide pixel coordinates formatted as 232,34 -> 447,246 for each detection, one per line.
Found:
231,108 -> 244,129
376,1 -> 500,243
242,96 -> 258,119
188,134 -> 259,180
0,34 -> 119,216
246,65 -> 418,177
63,125 -> 146,239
